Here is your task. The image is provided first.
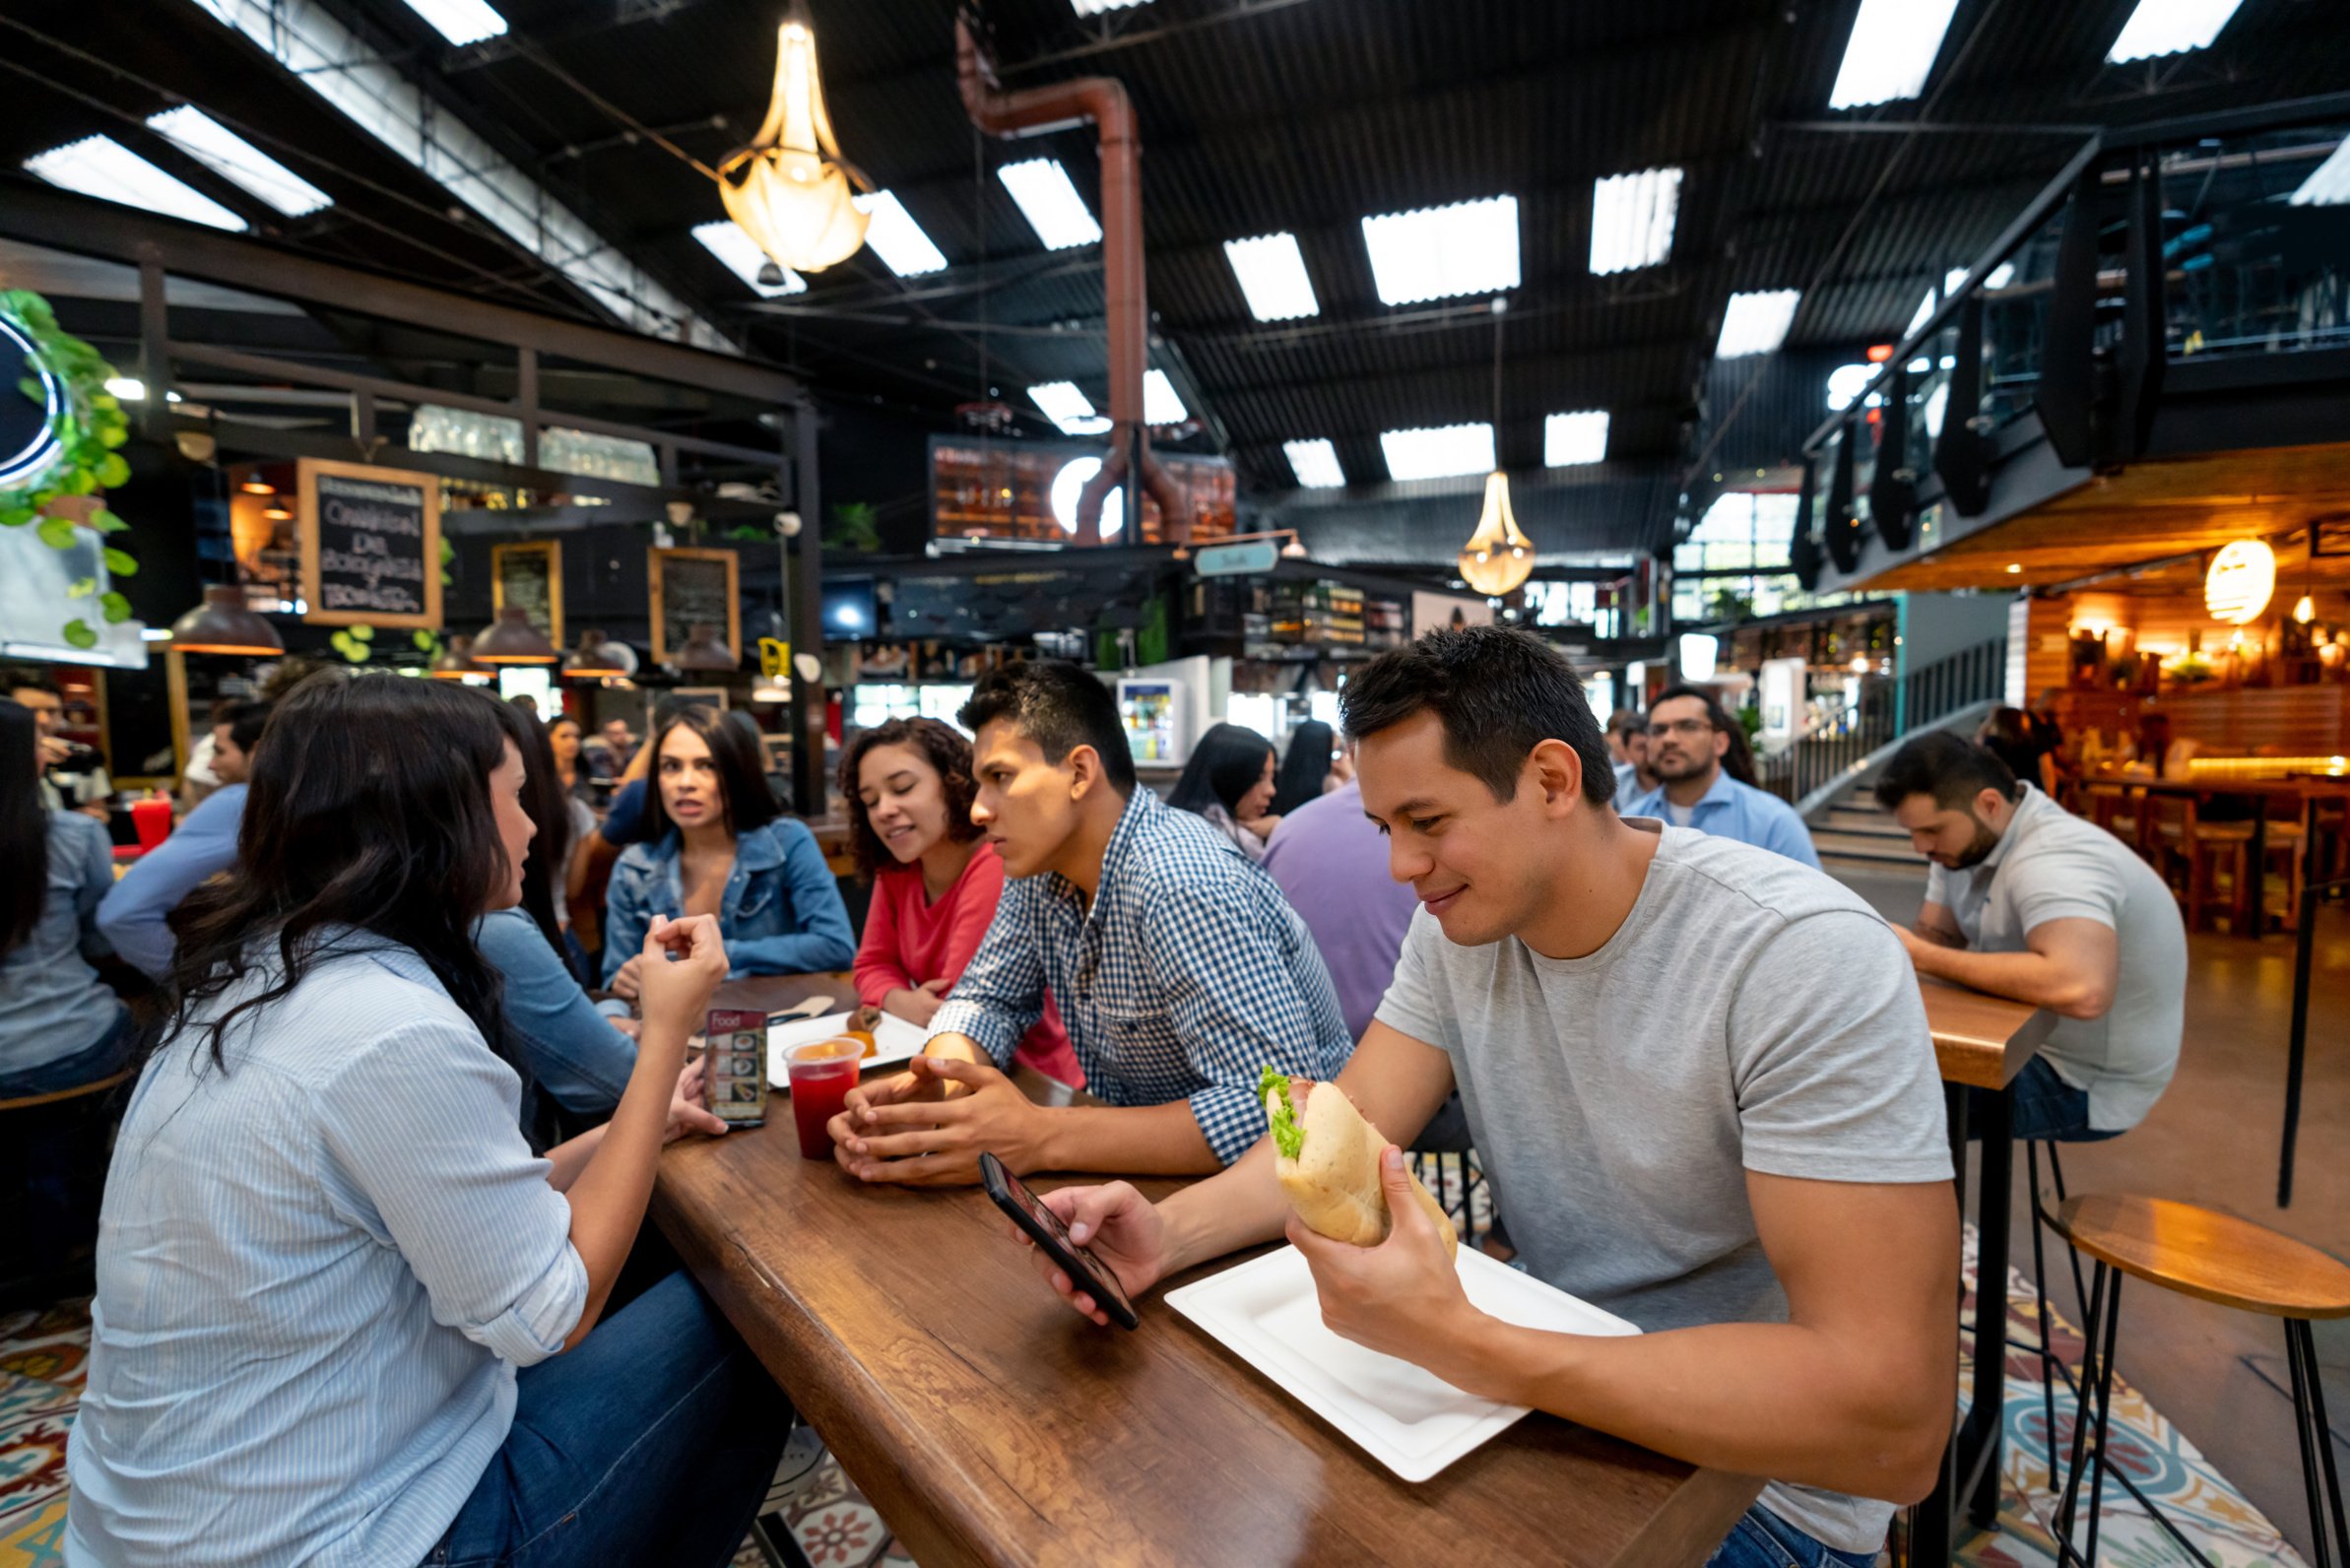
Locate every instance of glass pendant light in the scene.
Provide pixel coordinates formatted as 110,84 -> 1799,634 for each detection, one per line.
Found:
1457,298 -> 1534,598
717,3 -> 871,274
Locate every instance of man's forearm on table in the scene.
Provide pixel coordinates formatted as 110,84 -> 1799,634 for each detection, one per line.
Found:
1154,1138 -> 1292,1274
1445,1316 -> 1945,1504
1033,1098 -> 1222,1177
1909,942 -> 2088,1015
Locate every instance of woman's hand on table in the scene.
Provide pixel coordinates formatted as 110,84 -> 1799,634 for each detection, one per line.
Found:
882,980 -> 947,1027
634,914 -> 728,1045
608,953 -> 645,1001
828,1055 -> 1048,1186
666,1057 -> 727,1143
1014,1181 -> 1171,1329
608,1015 -> 641,1041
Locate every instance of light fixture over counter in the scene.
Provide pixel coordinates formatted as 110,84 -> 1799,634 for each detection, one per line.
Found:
2205,538 -> 2276,625
718,3 -> 872,275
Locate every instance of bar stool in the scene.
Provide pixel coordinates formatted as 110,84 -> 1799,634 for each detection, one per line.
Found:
2084,782 -> 2139,844
2049,1193 -> 2350,1568
2144,794 -> 2255,931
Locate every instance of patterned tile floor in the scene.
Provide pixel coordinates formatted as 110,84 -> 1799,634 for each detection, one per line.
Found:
1,1226 -> 2319,1568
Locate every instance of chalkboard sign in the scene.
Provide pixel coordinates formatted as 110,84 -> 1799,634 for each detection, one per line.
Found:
297,458 -> 441,628
648,547 -> 740,666
491,540 -> 563,649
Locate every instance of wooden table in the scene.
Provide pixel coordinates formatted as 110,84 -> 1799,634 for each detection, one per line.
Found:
2097,773 -> 2350,937
1913,981 -> 2056,1565
655,973 -> 1761,1567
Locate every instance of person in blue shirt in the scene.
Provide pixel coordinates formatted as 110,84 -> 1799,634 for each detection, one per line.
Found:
97,699 -> 273,980
0,698 -> 133,1097
602,704 -> 853,1001
66,674 -> 777,1568
1623,686 -> 1821,870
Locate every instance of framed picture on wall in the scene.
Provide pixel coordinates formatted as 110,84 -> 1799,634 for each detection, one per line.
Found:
490,539 -> 563,649
648,547 -> 741,667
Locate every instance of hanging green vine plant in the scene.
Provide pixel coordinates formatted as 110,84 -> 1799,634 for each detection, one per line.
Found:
0,289 -> 139,651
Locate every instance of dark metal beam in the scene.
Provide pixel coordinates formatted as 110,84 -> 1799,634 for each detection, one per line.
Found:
0,182 -> 810,408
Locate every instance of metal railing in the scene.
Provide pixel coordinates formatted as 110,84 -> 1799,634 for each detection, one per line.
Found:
1900,635 -> 2009,734
1759,634 -> 2008,805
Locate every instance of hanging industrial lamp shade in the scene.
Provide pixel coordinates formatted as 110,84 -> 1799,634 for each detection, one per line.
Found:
1457,472 -> 1534,597
168,585 -> 284,655
717,7 -> 871,274
674,622 -> 739,672
472,605 -> 559,664
429,634 -> 488,680
561,627 -> 633,679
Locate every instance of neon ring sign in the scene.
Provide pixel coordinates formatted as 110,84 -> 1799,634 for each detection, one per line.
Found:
0,313 -> 65,491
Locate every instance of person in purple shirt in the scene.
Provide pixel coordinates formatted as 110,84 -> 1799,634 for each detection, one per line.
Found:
1261,765 -> 1419,1041
97,701 -> 272,980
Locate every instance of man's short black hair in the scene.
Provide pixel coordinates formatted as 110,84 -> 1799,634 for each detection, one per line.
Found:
1339,626 -> 1614,806
1872,730 -> 2018,814
959,659 -> 1136,795
0,666 -> 51,696
223,701 -> 273,759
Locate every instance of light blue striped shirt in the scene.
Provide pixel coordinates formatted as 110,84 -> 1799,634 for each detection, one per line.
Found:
66,940 -> 586,1568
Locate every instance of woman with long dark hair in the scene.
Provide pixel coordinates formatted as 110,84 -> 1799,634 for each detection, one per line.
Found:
1167,720 -> 1280,860
841,717 -> 1080,1084
66,676 -> 784,1568
477,700 -> 642,1123
1270,719 -> 1341,817
0,698 -> 133,1095
603,703 -> 853,999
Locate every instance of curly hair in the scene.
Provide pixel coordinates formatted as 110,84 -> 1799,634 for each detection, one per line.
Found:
838,717 -> 982,878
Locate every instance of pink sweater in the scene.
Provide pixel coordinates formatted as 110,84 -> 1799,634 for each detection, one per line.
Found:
853,843 -> 1081,1085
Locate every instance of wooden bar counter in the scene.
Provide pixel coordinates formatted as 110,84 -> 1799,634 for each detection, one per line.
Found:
653,973 -> 1760,1568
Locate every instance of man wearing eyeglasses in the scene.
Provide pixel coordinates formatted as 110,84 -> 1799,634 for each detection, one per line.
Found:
1622,686 -> 1820,869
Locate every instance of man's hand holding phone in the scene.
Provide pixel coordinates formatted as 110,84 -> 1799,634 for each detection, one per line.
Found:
1010,1180 -> 1172,1329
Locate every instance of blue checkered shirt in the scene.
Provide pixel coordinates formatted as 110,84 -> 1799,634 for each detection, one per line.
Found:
931,786 -> 1353,1164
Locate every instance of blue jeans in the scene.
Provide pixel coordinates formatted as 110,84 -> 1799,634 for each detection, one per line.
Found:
1706,1505 -> 1880,1567
424,1272 -> 789,1568
1967,1056 -> 2124,1143
0,1005 -> 136,1098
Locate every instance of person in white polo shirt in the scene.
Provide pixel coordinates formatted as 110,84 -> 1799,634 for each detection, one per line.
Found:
1873,731 -> 2187,1140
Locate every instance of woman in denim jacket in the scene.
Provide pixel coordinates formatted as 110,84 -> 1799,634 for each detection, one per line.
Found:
602,706 -> 853,998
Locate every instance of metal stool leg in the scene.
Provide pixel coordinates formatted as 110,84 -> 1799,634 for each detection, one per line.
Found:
2054,1264 -> 2125,1568
2290,1319 -> 2350,1568
2028,1142 -> 2061,1493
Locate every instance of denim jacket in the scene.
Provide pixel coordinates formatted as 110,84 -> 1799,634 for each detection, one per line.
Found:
600,818 -> 854,983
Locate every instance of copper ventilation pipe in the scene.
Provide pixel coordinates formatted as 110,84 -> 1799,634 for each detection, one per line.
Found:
955,10 -> 1186,546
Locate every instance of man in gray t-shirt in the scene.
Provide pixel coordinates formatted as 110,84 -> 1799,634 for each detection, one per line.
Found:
1008,628 -> 1958,1568
1874,732 -> 2186,1138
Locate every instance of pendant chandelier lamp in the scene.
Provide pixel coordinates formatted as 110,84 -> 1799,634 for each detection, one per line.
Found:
718,3 -> 871,274
1457,297 -> 1535,598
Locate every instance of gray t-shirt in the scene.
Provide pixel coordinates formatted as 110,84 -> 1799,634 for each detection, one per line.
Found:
1375,824 -> 1951,1554
1925,784 -> 2186,1131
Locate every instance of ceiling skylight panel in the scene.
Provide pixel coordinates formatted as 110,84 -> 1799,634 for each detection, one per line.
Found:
852,191 -> 949,277
146,106 -> 331,218
24,136 -> 247,231
1588,169 -> 1681,275
692,221 -> 806,296
998,159 -> 1102,250
2107,0 -> 2246,62
1029,382 -> 1110,436
1071,0 -> 1150,13
1381,424 -> 1495,482
1283,439 -> 1345,488
1828,0 -> 1961,108
1716,290 -> 1801,358
1359,196 -> 1521,305
1544,412 -> 1610,466
1223,232 -> 1320,321
1142,369 -> 1187,425
2291,140 -> 2350,206
400,0 -> 507,46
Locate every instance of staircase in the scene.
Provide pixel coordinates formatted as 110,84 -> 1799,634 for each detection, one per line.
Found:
1808,781 -> 1926,876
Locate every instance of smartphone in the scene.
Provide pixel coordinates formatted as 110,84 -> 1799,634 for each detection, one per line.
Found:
703,1009 -> 768,1127
980,1151 -> 1139,1330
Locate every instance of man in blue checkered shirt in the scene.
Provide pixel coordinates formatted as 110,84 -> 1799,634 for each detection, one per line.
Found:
828,661 -> 1351,1185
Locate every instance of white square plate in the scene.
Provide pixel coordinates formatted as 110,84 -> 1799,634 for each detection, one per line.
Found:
1165,1244 -> 1640,1482
765,1012 -> 930,1088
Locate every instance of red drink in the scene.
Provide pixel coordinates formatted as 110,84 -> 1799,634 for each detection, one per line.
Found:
131,796 -> 173,852
787,1040 -> 862,1160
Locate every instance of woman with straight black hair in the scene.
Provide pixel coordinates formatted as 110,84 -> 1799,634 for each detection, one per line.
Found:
477,699 -> 642,1124
603,701 -> 853,999
1270,719 -> 1342,818
66,675 -> 784,1568
1167,720 -> 1280,860
0,697 -> 133,1097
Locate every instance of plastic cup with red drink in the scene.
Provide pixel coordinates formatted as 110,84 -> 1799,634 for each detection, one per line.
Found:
786,1039 -> 863,1160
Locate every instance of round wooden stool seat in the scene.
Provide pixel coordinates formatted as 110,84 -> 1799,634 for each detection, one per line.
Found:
0,1069 -> 132,1116
2054,1193 -> 2350,1320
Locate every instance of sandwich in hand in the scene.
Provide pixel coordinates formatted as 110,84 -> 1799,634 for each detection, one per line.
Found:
1260,1065 -> 1458,1259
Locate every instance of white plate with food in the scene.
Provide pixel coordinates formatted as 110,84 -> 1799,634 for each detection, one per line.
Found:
1164,1243 -> 1641,1482
765,1011 -> 931,1087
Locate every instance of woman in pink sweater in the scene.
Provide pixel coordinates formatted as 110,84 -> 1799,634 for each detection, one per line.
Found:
840,718 -> 1080,1085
